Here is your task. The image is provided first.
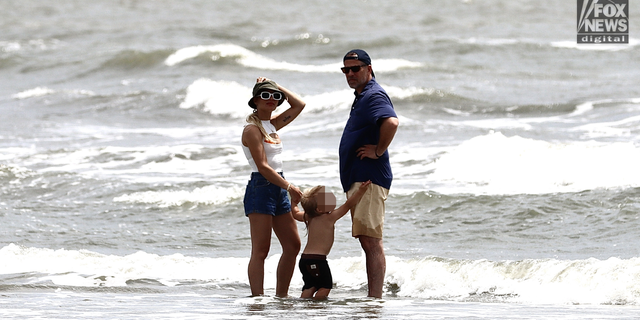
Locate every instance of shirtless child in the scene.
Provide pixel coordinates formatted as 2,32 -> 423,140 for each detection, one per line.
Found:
291,180 -> 372,300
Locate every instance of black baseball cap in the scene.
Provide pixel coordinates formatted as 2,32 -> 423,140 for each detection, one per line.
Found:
343,49 -> 375,78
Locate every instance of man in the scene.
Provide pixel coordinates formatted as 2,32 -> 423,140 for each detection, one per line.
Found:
338,49 -> 399,298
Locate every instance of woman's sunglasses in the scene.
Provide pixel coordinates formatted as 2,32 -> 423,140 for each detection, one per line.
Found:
259,92 -> 283,100
341,64 -> 368,74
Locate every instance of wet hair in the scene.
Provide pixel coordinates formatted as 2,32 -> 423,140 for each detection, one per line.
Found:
300,185 -> 324,229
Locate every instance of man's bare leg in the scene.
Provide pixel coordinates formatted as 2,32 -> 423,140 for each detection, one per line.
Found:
359,235 -> 385,298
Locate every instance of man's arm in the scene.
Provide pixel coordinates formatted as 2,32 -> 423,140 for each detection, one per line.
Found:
375,117 -> 399,157
356,117 -> 399,160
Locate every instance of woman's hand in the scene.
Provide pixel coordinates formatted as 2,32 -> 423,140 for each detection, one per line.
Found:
288,184 -> 303,204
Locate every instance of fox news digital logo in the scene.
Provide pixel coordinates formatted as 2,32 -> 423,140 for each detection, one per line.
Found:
577,0 -> 629,44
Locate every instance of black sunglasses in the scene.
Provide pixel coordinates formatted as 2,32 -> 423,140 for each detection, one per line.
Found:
259,92 -> 283,100
341,64 -> 368,74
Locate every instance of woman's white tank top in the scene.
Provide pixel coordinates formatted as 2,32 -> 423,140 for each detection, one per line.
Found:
242,120 -> 283,172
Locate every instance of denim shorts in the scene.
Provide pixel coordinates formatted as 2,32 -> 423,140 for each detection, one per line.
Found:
243,172 -> 291,217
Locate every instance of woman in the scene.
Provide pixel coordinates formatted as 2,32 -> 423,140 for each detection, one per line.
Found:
242,77 -> 305,297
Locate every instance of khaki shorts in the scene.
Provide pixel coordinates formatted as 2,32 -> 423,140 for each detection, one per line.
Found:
347,182 -> 389,239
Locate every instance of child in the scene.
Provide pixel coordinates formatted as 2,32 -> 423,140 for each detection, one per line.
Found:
291,180 -> 372,300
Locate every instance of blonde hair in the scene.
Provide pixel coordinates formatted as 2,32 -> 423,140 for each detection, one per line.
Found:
300,185 -> 324,229
245,112 -> 277,143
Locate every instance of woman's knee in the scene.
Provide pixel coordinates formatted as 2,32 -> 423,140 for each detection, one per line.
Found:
281,238 -> 301,255
251,244 -> 271,261
273,215 -> 301,254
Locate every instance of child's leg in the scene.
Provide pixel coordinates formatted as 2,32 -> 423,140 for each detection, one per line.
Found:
301,287 -> 316,299
313,288 -> 331,300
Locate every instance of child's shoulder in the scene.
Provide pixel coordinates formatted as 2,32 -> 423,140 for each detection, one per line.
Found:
310,212 -> 332,222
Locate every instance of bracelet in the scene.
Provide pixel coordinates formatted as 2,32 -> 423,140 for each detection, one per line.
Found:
286,183 -> 291,191
375,150 -> 382,158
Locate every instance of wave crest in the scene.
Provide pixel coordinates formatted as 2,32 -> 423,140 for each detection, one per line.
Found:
165,43 -> 422,73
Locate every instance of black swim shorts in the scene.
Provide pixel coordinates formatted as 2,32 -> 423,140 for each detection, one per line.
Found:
299,254 -> 333,290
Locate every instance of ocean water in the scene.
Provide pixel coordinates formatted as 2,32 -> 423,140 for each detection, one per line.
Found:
2,0 -> 640,318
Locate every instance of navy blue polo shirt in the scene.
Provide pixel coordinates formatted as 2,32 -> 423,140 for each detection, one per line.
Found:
339,78 -> 397,192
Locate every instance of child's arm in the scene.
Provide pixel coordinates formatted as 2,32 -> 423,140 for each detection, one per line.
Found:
329,180 -> 372,220
291,201 -> 305,222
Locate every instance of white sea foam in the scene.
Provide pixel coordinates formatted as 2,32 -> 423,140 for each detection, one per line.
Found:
114,184 -> 244,207
178,78 -> 348,118
571,101 -> 595,116
0,41 -> 21,52
165,44 -> 422,73
0,147 -> 36,161
566,98 -> 640,140
569,98 -> 640,117
30,144 -> 247,183
179,79 -> 251,118
179,79 -> 351,118
385,255 -> 640,305
574,115 -> 640,139
459,37 -> 521,46
11,87 -> 94,101
3,244 -> 640,305
165,43 -> 339,72
0,164 -> 34,180
296,89 -> 353,113
164,44 -> 247,67
0,244 -> 247,287
426,132 -> 640,194
178,79 -> 432,119
551,38 -> 639,51
383,85 -> 440,100
12,87 -> 55,99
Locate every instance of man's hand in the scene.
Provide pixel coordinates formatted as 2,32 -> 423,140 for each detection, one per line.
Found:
356,144 -> 380,160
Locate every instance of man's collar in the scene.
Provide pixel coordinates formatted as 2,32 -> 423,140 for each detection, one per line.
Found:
354,78 -> 376,96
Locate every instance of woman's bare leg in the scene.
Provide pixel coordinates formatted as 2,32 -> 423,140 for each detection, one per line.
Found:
272,212 -> 301,297
248,213 -> 273,296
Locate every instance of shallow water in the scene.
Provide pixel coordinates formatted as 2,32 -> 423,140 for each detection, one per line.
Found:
2,0 -> 640,317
